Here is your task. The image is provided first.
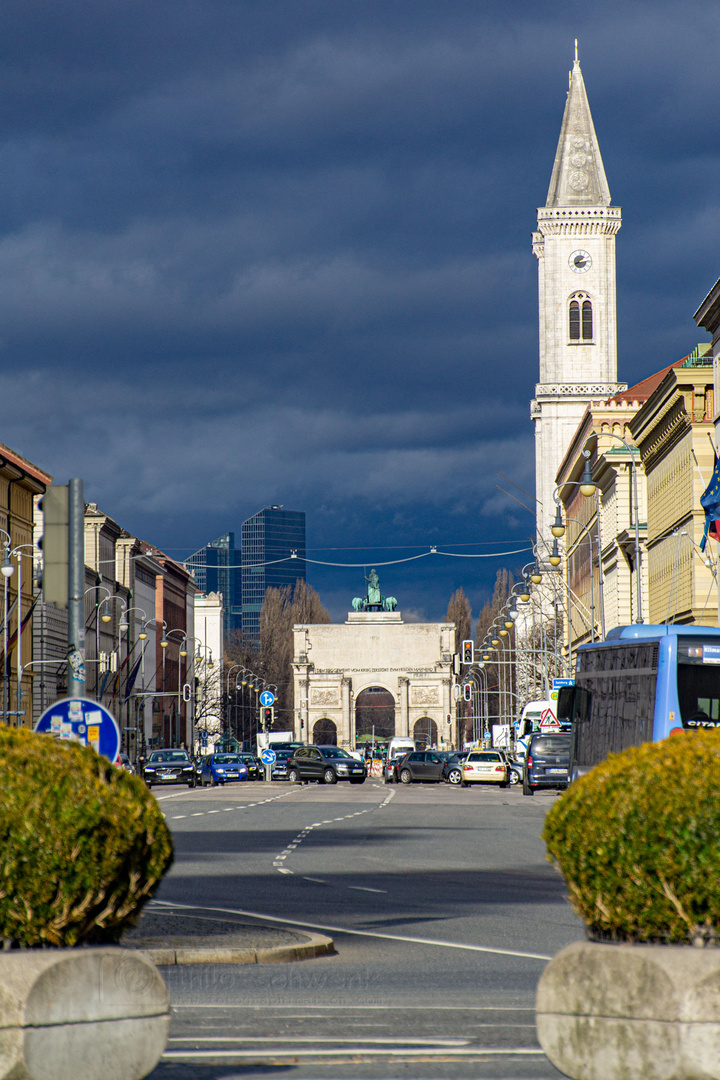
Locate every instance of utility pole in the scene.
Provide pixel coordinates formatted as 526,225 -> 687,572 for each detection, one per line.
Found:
67,479 -> 85,697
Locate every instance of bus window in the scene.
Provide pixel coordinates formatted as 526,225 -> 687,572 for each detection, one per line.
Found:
677,663 -> 720,729
575,643 -> 658,768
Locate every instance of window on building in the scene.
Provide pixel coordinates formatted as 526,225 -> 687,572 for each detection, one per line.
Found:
569,301 -> 580,340
582,300 -> 593,340
569,294 -> 593,342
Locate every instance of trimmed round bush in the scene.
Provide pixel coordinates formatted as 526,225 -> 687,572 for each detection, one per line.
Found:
0,727 -> 173,948
543,730 -> 720,945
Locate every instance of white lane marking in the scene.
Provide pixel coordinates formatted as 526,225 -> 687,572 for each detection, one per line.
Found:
277,868 -> 293,875
302,877 -> 326,884
163,1048 -> 544,1060
348,885 -> 387,894
172,1004 -> 536,1011
272,788 -> 396,872
169,1036 -> 470,1046
164,788 -> 298,821
151,899 -> 552,961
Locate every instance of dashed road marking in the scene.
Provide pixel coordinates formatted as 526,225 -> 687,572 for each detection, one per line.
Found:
272,789 -> 396,872
162,788 -> 297,821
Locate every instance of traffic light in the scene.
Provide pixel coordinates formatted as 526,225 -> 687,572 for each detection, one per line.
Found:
452,653 -> 461,677
463,683 -> 472,701
262,706 -> 274,728
37,485 -> 69,608
462,640 -> 474,665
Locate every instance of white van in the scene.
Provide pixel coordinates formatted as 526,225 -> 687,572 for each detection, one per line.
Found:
386,736 -> 416,760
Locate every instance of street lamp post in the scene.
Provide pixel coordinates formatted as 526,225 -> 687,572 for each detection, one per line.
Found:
1,532 -> 13,723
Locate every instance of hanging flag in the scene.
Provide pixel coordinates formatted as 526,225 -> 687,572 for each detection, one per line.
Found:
123,655 -> 143,702
701,456 -> 720,550
0,593 -> 41,671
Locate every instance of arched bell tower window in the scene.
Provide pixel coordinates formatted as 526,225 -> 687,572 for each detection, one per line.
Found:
569,292 -> 593,343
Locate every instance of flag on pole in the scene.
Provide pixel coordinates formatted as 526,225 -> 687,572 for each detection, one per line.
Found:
701,456 -> 720,550
124,656 -> 143,702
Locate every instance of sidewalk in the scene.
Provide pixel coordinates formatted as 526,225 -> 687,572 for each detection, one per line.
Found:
122,906 -> 334,966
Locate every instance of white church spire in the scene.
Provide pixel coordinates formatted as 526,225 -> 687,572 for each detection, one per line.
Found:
531,48 -> 625,543
545,51 -> 611,208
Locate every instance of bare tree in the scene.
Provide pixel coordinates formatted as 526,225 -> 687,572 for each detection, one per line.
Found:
445,587 -> 472,652
193,661 -> 223,739
473,569 -> 516,730
223,580 -> 331,734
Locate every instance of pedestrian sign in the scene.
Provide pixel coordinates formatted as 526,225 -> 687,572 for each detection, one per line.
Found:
540,707 -> 560,728
35,697 -> 121,763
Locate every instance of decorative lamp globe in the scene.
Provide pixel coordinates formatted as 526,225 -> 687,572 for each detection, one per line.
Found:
551,504 -> 565,538
580,457 -> 596,497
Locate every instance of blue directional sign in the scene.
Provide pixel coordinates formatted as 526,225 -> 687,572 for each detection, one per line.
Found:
259,748 -> 277,765
35,697 -> 121,763
259,690 -> 275,707
553,678 -> 575,688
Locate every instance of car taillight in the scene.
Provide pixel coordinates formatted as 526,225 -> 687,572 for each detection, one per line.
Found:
495,766 -> 504,772
527,756 -> 533,768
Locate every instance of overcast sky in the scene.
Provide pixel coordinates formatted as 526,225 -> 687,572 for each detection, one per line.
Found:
1,0 -> 719,622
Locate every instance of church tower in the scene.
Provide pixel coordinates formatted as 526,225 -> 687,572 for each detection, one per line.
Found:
531,46 -> 626,541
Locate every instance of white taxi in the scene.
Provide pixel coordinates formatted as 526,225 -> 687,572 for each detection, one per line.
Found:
461,750 -> 509,787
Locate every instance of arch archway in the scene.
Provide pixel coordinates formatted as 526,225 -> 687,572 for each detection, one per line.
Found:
313,718 -> 337,745
355,687 -> 395,744
413,717 -> 438,748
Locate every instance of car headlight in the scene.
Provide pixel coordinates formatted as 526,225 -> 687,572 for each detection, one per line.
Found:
144,767 -> 156,773
216,768 -> 225,773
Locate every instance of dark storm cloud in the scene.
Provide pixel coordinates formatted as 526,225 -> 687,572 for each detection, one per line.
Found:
0,0 -> 719,618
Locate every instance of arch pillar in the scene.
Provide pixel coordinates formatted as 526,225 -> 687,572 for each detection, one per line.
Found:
341,677 -> 352,747
398,678 -> 409,737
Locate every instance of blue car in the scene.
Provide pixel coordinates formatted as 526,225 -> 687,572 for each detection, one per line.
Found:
200,753 -> 249,786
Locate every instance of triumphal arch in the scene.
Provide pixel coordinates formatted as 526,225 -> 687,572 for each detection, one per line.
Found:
291,573 -> 456,749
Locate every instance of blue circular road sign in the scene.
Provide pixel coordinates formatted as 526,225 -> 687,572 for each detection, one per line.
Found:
259,690 -> 275,707
260,748 -> 277,765
35,697 -> 121,763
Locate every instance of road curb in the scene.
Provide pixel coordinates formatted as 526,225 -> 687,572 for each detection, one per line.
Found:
136,930 -> 335,966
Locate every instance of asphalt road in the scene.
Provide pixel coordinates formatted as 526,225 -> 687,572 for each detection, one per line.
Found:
146,777 -> 583,1080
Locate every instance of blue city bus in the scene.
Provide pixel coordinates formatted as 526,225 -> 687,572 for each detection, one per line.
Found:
557,624 -> 720,776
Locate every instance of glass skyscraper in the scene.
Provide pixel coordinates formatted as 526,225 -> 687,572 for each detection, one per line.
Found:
185,532 -> 243,634
241,506 -> 306,638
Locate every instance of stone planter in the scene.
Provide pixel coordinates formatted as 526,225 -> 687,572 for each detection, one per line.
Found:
0,946 -> 169,1080
536,939 -> 720,1080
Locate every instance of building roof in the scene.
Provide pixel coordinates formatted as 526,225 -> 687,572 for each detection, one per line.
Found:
610,344 -> 712,405
0,440 -> 52,488
545,51 -> 612,208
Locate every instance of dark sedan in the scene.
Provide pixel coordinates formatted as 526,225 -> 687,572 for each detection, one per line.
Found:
143,749 -> 195,788
396,750 -> 447,784
287,745 -> 366,784
238,753 -> 262,780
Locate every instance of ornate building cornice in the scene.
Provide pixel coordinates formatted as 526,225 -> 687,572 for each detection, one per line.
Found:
534,382 -> 627,399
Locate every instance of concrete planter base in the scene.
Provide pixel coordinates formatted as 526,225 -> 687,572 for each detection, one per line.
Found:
536,939 -> 720,1080
0,946 -> 169,1080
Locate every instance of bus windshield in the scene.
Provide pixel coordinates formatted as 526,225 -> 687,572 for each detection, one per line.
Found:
678,653 -> 720,729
